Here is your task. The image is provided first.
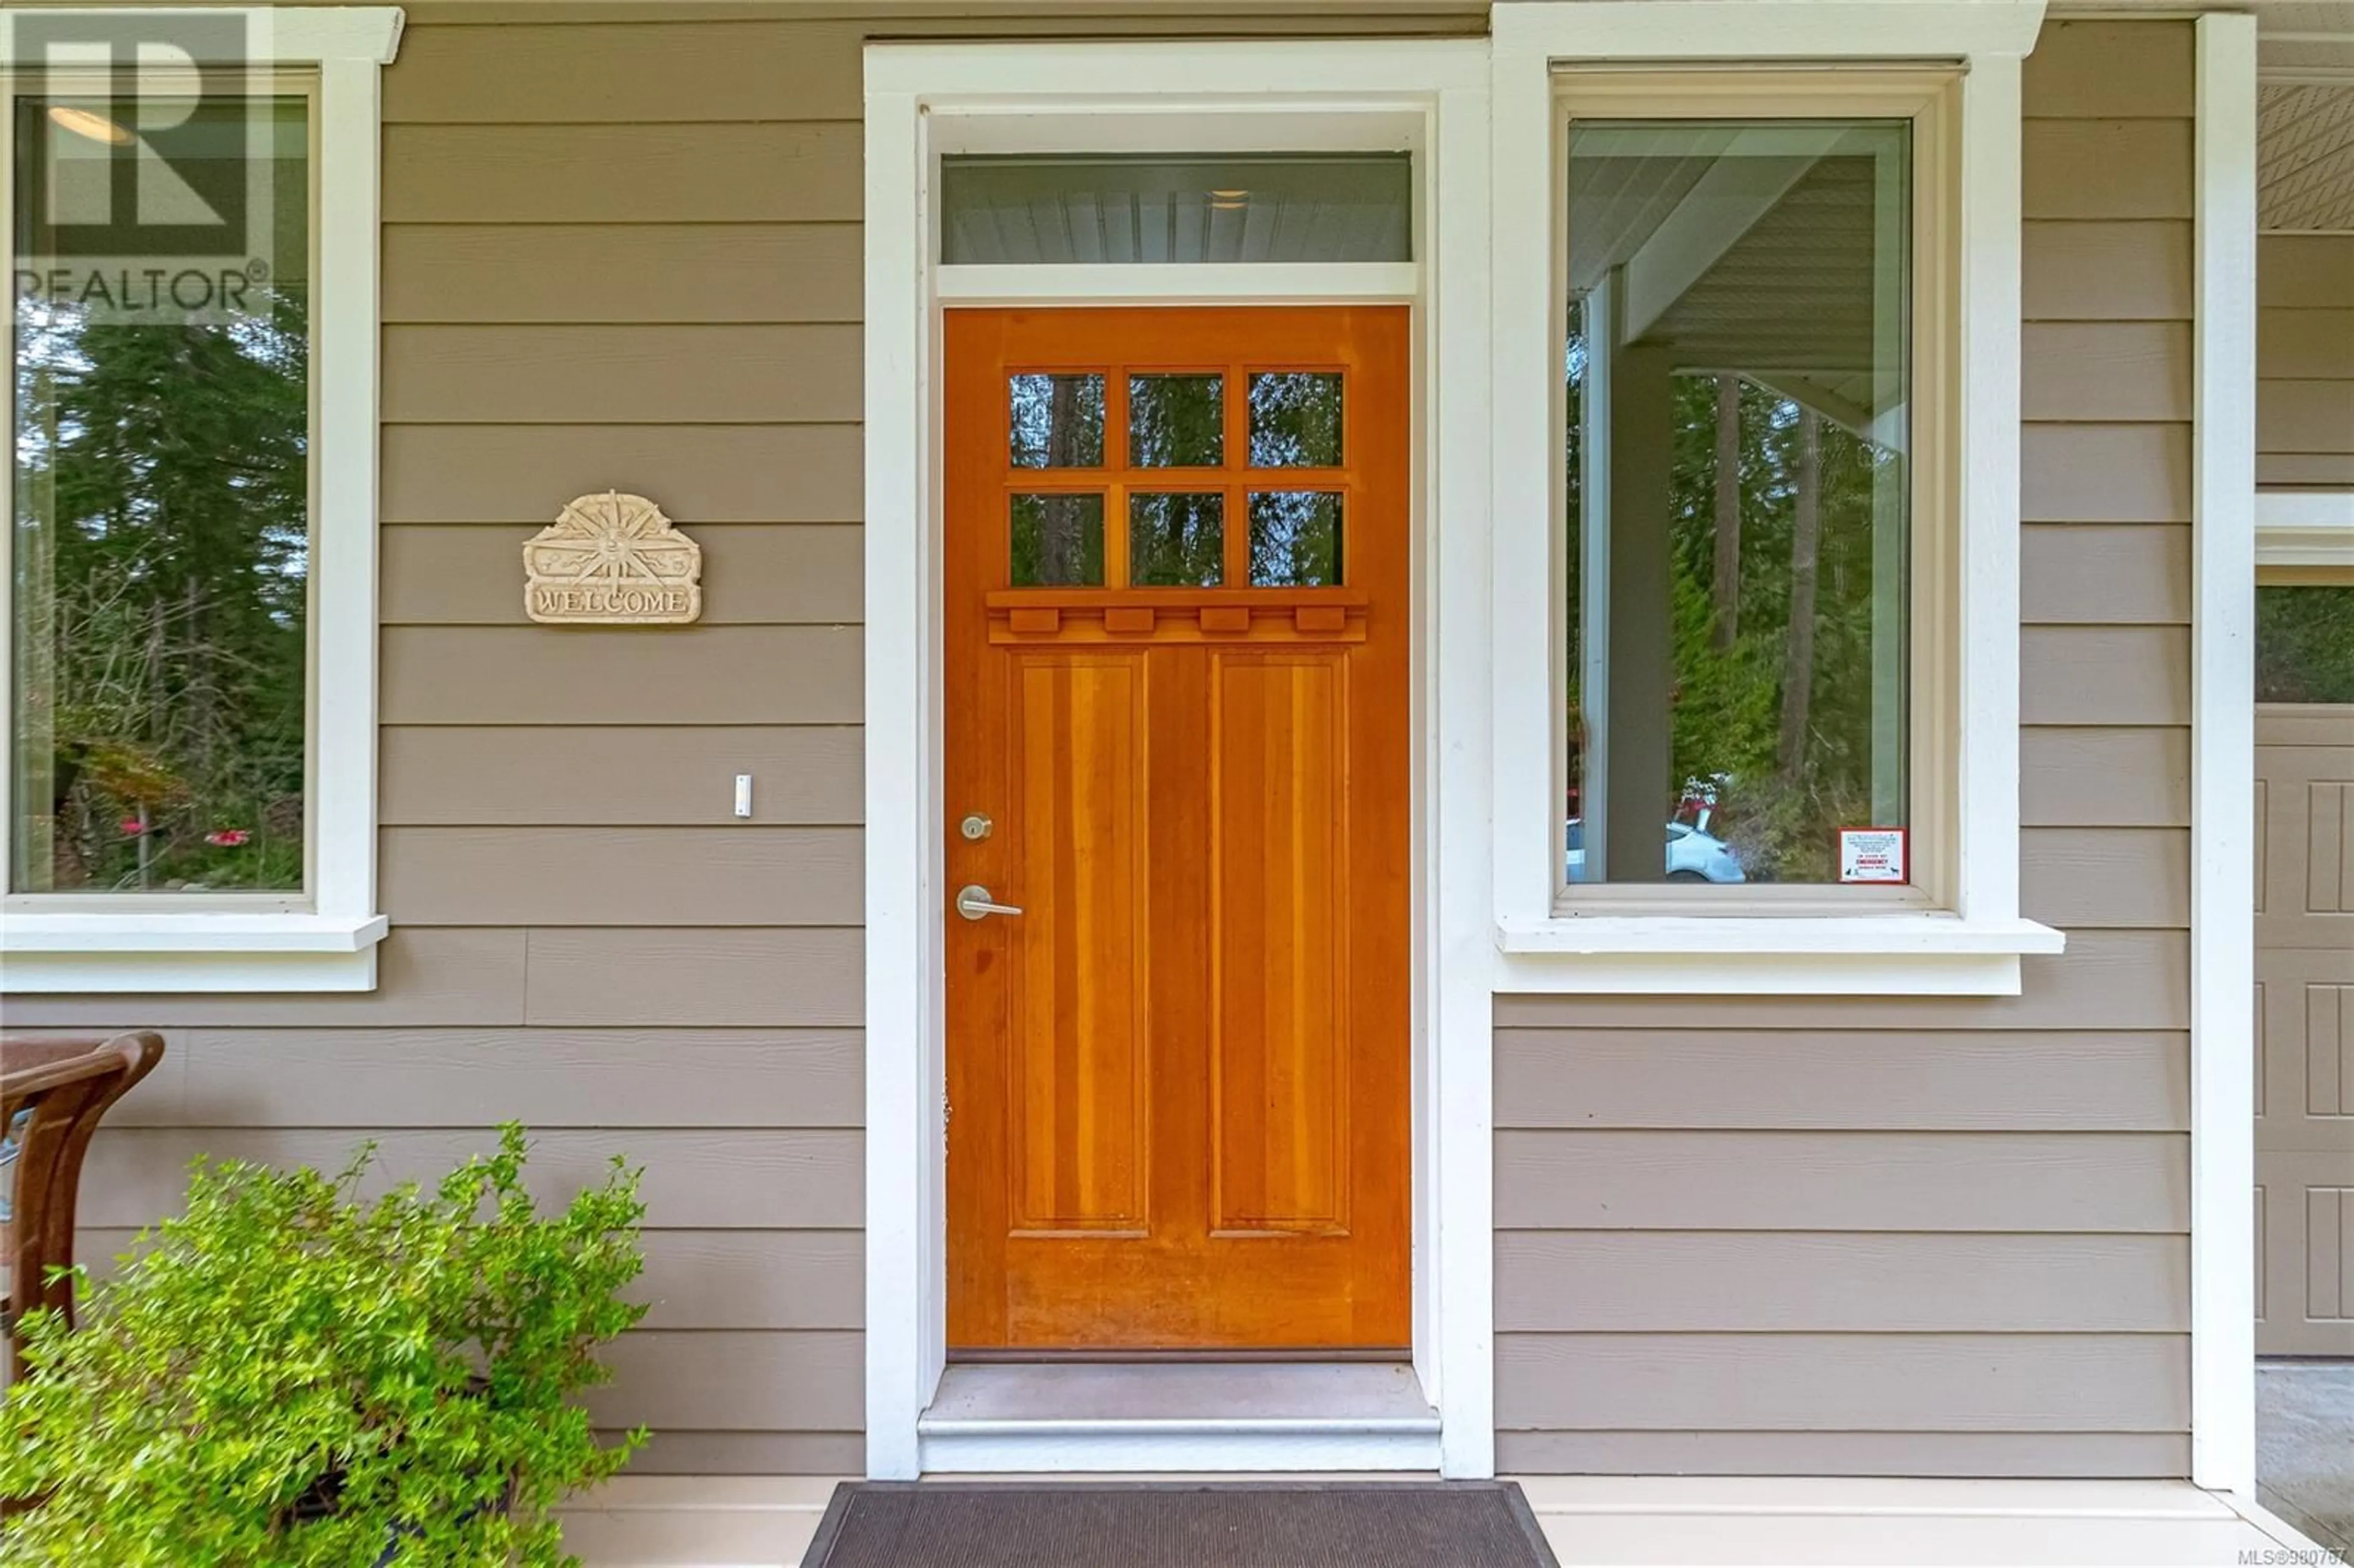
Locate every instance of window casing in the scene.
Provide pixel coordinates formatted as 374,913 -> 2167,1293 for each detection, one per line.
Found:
0,10 -> 399,992
1488,3 -> 2062,992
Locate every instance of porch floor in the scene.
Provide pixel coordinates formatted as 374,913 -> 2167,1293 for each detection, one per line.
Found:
557,1476 -> 2333,1566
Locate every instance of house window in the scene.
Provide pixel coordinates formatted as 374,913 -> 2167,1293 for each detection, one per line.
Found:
10,94 -> 311,897
1489,9 -> 2061,986
1564,116 -> 1914,891
0,9 -> 402,992
2257,586 -> 2354,703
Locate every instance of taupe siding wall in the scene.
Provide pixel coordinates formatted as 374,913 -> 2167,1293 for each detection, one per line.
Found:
8,12 -> 878,1473
1493,20 -> 2197,1479
2,4 -> 1478,1475
2259,232 -> 2354,488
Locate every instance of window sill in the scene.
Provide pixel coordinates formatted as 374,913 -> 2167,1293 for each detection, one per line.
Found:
1492,914 -> 2066,995
0,912 -> 389,993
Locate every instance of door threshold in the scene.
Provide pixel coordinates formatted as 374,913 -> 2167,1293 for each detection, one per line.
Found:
916,1361 -> 1441,1474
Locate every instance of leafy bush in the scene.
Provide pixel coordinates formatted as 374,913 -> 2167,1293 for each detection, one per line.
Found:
0,1124 -> 649,1567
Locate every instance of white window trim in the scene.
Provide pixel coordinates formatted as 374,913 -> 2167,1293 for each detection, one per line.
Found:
0,6 -> 401,993
1488,0 -> 2062,995
864,38 -> 1495,1480
2255,489 -> 2354,572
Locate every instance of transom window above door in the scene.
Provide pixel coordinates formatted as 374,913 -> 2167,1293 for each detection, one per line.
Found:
1003,368 -> 1348,590
942,153 -> 1412,265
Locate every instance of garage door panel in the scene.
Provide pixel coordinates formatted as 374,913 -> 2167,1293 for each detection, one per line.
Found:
2259,1154 -> 2354,1355
2256,700 -> 2354,1355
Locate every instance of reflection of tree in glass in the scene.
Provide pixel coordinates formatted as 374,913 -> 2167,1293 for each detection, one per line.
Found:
1009,373 -> 1104,468
2257,588 -> 2354,703
15,287 -> 310,892
1249,493 -> 1343,586
1566,305 -> 1905,884
1130,493 -> 1224,586
1249,373 -> 1342,467
1010,494 -> 1105,587
1129,375 -> 1223,467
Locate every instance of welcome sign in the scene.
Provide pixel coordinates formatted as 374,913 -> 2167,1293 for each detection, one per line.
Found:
523,491 -> 703,625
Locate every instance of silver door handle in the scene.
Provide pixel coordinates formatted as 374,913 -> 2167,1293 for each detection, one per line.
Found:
955,884 -> 1023,921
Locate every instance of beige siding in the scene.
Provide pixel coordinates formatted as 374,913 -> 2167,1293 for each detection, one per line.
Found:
6,2 -> 1474,1477
7,9 -> 880,1475
1493,20 -> 2196,1479
9,7 -> 2211,1478
2258,234 -> 2354,488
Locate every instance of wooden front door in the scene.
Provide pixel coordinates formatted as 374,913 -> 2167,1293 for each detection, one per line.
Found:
943,306 -> 1411,1352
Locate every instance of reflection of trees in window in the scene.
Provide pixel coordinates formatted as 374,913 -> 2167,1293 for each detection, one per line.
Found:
1130,493 -> 1224,587
13,287 -> 310,892
1567,327 -> 1903,884
1010,373 -> 1105,468
1129,375 -> 1223,468
2257,588 -> 2354,704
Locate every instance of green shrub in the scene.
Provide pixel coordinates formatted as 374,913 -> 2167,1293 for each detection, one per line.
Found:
0,1124 -> 649,1567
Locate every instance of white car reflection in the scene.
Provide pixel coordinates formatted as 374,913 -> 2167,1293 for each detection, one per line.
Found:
1566,819 -> 1748,883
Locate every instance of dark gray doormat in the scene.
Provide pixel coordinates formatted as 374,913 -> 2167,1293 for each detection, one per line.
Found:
800,1481 -> 1560,1568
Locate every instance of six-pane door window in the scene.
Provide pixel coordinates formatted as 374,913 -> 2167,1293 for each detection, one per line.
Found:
1005,368 -> 1346,590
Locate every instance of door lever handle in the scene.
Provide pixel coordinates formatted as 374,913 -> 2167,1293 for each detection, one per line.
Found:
955,884 -> 1024,921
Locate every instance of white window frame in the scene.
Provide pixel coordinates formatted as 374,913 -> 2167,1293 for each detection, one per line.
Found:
865,39 -> 1495,1480
0,7 -> 399,993
1489,0 -> 2064,995
2256,490 -> 2354,575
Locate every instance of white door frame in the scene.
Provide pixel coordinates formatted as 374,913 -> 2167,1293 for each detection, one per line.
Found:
861,39 -> 1496,1479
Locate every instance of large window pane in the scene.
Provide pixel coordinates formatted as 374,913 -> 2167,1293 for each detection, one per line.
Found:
941,153 -> 1412,265
2258,586 -> 2354,703
1564,121 -> 1910,886
11,96 -> 310,893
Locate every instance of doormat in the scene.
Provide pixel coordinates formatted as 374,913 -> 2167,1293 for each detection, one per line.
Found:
800,1481 -> 1561,1568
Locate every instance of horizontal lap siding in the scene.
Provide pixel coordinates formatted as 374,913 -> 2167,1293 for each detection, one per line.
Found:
17,3 -> 1482,1475
5,13 -> 875,1477
1494,21 -> 2195,1480
2258,234 -> 2354,487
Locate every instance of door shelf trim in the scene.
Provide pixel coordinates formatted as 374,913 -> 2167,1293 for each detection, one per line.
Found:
864,39 -> 1496,1480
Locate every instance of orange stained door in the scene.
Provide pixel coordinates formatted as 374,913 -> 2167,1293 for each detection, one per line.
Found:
943,305 -> 1412,1352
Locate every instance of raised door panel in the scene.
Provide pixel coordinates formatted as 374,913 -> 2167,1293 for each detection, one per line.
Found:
1211,650 -> 1349,1236
1007,653 -> 1151,1233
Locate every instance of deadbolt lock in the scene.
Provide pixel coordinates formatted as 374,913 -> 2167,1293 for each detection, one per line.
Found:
959,813 -> 993,841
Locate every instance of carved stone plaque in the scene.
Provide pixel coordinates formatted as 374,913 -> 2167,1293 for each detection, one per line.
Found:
524,491 -> 703,625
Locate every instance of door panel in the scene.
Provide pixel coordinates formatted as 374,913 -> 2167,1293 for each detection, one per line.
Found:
1008,654 -> 1149,1233
945,306 -> 1411,1352
1212,651 -> 1350,1236
2255,703 -> 2354,1355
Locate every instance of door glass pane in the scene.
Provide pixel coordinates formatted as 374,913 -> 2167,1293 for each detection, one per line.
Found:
12,95 -> 311,894
1563,120 -> 1911,888
1130,493 -> 1224,586
1011,493 -> 1105,586
1129,375 -> 1224,467
1249,493 -> 1344,587
2258,586 -> 2354,702
942,153 -> 1412,265
1010,373 -> 1105,467
1249,373 -> 1344,467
